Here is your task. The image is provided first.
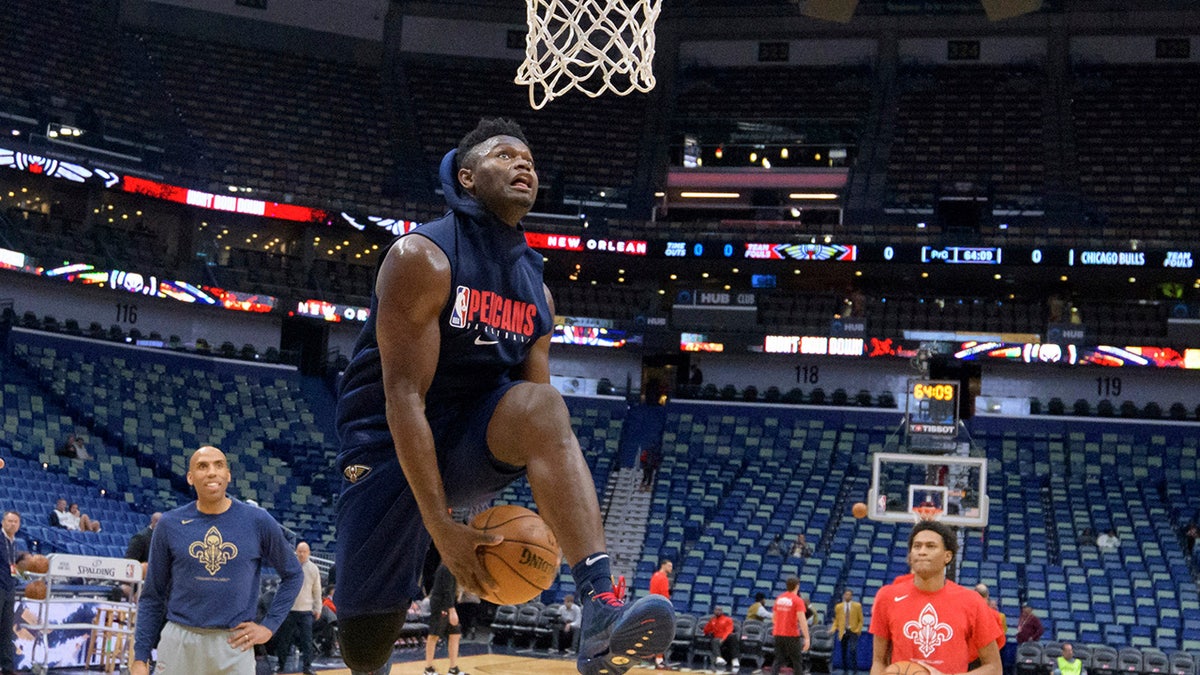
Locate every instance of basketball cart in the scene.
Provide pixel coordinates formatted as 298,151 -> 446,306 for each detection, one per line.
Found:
23,553 -> 144,675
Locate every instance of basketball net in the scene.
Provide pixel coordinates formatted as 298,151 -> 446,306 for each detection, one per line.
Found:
516,0 -> 661,109
912,505 -> 943,522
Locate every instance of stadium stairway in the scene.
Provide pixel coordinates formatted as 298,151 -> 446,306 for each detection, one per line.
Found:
600,466 -> 654,582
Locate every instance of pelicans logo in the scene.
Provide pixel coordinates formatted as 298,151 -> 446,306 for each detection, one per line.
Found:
189,526 -> 239,575
902,603 -> 953,657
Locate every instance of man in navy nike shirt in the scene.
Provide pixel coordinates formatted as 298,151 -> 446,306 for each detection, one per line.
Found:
334,118 -> 675,675
133,446 -> 302,675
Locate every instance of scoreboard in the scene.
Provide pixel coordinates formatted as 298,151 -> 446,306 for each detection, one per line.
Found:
537,236 -> 1198,270
906,379 -> 959,437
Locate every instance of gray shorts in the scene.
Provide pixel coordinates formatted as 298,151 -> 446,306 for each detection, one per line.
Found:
154,622 -> 255,675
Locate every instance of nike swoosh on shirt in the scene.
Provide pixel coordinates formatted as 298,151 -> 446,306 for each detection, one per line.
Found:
475,336 -> 499,346
585,554 -> 609,566
894,594 -> 909,602
181,519 -> 195,524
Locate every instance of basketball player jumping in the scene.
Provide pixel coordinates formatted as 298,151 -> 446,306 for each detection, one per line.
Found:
334,118 -> 675,675
869,521 -> 1002,675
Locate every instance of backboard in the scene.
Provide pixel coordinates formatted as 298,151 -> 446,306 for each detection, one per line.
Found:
867,452 -> 989,528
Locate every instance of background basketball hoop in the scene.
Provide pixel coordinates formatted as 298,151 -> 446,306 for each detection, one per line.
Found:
516,0 -> 661,109
912,505 -> 943,522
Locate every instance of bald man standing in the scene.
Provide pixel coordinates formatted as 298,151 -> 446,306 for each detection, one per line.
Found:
276,541 -> 322,674
133,446 -> 303,675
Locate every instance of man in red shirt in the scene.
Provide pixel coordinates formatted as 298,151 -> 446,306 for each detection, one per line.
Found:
703,605 -> 741,670
773,576 -> 811,675
649,560 -> 672,669
869,521 -> 1002,675
650,560 -> 672,598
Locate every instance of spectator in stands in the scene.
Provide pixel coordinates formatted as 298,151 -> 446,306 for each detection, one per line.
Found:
132,445 -> 303,675
702,605 -> 740,670
1053,642 -> 1086,675
331,118 -> 673,675
49,497 -> 70,529
57,433 -> 89,460
869,522 -> 1001,675
558,594 -> 582,654
1077,527 -> 1096,547
689,364 -> 704,387
125,512 -> 162,563
746,592 -> 771,622
639,444 -> 662,489
1016,605 -> 1044,644
1096,528 -> 1120,553
772,576 -> 811,675
423,563 -> 466,675
831,589 -> 863,674
1185,523 -> 1199,556
791,534 -> 812,559
2,510 -> 25,675
767,534 -> 783,557
276,541 -> 322,675
72,503 -> 101,532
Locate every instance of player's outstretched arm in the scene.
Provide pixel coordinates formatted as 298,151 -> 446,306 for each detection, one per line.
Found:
376,235 -> 501,597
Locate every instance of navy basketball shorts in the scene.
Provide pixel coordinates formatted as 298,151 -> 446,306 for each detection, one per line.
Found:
334,381 -> 527,619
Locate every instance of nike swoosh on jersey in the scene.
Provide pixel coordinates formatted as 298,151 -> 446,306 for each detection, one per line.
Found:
181,519 -> 195,524
894,594 -> 909,602
585,554 -> 609,566
474,336 -> 499,345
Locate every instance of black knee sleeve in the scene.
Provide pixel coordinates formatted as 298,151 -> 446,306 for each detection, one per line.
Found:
338,612 -> 406,673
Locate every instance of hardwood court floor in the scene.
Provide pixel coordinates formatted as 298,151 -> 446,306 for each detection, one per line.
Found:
313,653 -> 668,674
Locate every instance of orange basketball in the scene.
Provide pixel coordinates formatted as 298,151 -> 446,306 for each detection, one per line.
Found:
18,554 -> 50,575
852,502 -> 868,519
885,661 -> 930,675
471,505 -> 561,605
23,579 -> 47,600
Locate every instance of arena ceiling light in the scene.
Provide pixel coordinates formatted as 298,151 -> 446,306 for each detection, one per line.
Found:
679,191 -> 741,199
788,192 -> 839,200
46,124 -> 83,139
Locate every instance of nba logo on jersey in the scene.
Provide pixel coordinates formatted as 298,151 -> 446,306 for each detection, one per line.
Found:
449,285 -> 470,328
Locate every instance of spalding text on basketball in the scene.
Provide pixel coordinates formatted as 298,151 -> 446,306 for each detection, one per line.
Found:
519,547 -> 556,575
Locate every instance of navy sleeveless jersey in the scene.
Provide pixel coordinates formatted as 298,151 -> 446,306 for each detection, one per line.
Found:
336,148 -> 553,454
